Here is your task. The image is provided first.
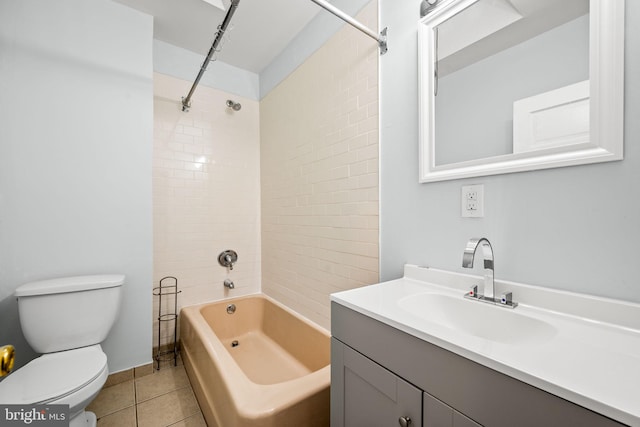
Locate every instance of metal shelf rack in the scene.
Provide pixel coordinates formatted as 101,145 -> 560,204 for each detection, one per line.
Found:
153,276 -> 181,370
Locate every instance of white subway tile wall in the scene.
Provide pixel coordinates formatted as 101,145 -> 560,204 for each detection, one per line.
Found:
153,73 -> 261,349
260,2 -> 379,329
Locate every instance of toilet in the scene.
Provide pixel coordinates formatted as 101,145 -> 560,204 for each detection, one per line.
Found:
0,275 -> 124,427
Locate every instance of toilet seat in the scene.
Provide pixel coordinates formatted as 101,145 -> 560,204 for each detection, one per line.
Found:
0,344 -> 107,404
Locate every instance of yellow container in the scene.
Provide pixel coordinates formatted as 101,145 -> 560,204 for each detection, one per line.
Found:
1,345 -> 15,377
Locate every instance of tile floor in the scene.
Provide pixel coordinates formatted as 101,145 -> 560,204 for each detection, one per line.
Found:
88,356 -> 206,427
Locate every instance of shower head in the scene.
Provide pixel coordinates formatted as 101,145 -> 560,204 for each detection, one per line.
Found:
226,100 -> 241,111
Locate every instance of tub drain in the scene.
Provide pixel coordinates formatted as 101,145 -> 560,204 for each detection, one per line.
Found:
231,340 -> 239,348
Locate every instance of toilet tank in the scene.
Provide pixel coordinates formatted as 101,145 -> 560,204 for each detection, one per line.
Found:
15,275 -> 124,354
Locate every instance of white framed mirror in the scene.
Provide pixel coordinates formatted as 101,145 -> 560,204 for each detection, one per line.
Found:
418,0 -> 624,183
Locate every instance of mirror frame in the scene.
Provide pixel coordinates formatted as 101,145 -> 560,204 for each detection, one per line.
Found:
418,0 -> 625,183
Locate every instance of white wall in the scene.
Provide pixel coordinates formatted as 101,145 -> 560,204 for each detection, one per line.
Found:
260,1 -> 379,329
153,72 -> 261,349
150,1 -> 379,330
0,0 -> 153,372
380,1 -> 640,303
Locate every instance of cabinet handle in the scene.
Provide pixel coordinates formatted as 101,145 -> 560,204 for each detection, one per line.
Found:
398,416 -> 412,427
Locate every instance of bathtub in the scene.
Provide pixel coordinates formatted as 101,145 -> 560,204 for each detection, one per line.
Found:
180,294 -> 330,427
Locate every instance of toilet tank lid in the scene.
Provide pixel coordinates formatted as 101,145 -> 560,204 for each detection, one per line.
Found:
15,274 -> 125,297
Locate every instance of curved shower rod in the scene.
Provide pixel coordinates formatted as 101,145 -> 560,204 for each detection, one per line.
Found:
181,0 -> 240,112
310,0 -> 387,55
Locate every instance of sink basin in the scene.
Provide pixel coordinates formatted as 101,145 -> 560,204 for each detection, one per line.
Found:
398,293 -> 557,345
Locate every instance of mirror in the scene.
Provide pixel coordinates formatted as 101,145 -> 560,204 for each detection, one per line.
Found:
418,0 -> 624,183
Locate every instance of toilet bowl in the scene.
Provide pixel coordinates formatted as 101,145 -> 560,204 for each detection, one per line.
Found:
0,275 -> 124,427
0,345 -> 108,426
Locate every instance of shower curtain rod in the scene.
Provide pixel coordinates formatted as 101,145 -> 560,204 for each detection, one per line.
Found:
310,0 -> 387,55
181,0 -> 240,112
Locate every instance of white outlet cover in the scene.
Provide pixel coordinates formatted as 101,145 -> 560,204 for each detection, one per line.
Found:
461,184 -> 484,217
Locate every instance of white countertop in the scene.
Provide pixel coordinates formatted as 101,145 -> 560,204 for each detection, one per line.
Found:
331,265 -> 640,426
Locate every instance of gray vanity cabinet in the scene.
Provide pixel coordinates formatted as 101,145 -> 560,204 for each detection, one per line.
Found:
332,337 -> 481,427
332,338 -> 422,426
331,302 -> 627,427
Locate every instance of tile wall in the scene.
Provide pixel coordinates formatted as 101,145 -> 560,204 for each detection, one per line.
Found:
152,73 -> 261,349
260,2 -> 380,329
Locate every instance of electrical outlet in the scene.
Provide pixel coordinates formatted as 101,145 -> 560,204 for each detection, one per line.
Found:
461,184 -> 484,217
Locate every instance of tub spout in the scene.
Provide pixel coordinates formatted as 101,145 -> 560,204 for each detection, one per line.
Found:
224,279 -> 235,289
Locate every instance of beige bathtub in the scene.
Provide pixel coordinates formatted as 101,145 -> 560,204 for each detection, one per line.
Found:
180,294 -> 330,427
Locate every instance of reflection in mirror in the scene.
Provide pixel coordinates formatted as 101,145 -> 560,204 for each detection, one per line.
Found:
418,0 -> 624,183
435,0 -> 589,165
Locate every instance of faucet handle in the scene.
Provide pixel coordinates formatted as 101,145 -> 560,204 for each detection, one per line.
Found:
218,250 -> 238,270
499,292 -> 518,308
500,292 -> 512,305
468,285 -> 478,298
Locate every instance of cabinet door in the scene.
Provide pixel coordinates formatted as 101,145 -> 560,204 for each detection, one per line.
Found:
332,338 -> 422,427
424,392 -> 454,427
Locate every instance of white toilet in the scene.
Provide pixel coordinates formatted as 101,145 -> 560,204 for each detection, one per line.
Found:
0,275 -> 124,427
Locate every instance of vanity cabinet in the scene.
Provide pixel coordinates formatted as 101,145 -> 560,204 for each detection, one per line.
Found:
332,339 -> 422,426
331,302 -> 627,427
332,337 -> 482,427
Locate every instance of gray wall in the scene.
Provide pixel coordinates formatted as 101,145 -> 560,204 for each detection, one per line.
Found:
0,0 -> 153,372
380,1 -> 640,303
154,39 -> 260,101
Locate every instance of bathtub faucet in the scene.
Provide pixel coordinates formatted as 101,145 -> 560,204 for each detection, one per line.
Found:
224,279 -> 235,289
218,250 -> 238,271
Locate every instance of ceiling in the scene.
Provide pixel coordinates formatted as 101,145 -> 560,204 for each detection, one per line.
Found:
113,0 -> 323,73
437,0 -> 589,76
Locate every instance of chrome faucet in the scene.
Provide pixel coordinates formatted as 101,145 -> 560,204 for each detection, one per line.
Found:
462,237 -> 495,301
224,279 -> 235,289
462,237 -> 517,308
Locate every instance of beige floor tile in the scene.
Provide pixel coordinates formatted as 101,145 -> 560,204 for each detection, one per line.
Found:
135,365 -> 191,403
96,406 -> 137,427
87,380 -> 135,418
136,387 -> 201,427
168,412 -> 207,427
